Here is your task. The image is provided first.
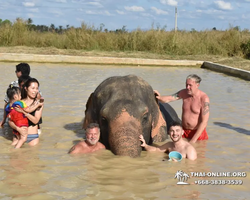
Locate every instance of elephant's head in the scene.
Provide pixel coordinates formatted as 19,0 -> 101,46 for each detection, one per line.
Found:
83,75 -> 167,157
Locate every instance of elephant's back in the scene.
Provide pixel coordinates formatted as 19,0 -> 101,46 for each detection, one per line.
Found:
159,102 -> 182,131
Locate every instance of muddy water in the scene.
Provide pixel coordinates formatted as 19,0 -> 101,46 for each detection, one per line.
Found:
0,63 -> 249,199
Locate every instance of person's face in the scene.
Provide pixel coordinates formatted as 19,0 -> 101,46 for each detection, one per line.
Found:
15,70 -> 22,78
186,78 -> 199,96
169,125 -> 183,142
13,91 -> 21,101
25,82 -> 39,99
86,127 -> 100,145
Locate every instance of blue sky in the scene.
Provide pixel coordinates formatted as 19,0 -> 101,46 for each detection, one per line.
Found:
1,0 -> 250,31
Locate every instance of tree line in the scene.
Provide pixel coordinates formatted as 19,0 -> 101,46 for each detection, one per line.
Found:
0,18 -> 128,34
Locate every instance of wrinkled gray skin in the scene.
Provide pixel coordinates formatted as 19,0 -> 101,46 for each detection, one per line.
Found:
83,75 -> 168,158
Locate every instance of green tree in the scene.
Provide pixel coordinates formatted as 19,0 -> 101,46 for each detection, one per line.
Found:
27,18 -> 33,25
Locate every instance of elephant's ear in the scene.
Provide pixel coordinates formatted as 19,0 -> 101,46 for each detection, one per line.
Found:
151,107 -> 167,142
83,93 -> 97,129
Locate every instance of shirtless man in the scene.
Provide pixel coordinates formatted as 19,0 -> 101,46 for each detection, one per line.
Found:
139,121 -> 197,160
154,74 -> 210,144
68,123 -> 105,154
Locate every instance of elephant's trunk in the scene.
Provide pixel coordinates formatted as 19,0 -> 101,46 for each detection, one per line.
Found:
108,113 -> 142,158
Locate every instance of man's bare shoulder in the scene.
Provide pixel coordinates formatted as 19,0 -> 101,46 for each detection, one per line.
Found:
68,141 -> 87,154
178,89 -> 187,95
200,91 -> 209,101
184,141 -> 196,154
97,142 -> 106,149
185,142 -> 197,160
178,89 -> 190,98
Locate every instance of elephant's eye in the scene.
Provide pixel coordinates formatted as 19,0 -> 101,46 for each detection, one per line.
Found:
101,116 -> 108,126
142,113 -> 149,124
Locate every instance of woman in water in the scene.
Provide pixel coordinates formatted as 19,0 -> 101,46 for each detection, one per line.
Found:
9,78 -> 44,147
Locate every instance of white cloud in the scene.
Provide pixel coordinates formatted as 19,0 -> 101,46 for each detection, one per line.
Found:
214,1 -> 232,10
22,2 -> 35,7
88,2 -> 103,7
124,6 -> 145,12
55,0 -> 67,3
86,10 -> 113,16
151,7 -> 168,15
86,10 -> 98,14
104,11 -> 112,16
116,10 -> 125,15
160,0 -> 178,6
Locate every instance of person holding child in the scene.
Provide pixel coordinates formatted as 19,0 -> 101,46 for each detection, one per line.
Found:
5,85 -> 43,148
9,78 -> 44,147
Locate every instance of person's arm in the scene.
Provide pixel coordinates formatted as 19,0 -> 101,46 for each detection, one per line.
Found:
186,145 -> 197,161
8,120 -> 28,137
154,90 -> 183,103
13,102 -> 43,126
139,135 -> 169,152
25,104 -> 44,125
189,95 -> 210,144
24,101 -> 43,113
0,102 -> 8,127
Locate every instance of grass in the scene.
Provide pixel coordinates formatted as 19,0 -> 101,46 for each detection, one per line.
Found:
0,19 -> 250,71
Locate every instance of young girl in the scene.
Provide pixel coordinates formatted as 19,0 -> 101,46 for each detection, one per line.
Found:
6,85 -> 43,148
9,78 -> 44,147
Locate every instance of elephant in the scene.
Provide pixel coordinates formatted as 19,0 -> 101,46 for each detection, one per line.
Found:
83,75 -> 181,158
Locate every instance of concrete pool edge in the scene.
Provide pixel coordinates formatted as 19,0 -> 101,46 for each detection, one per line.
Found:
1,53 -> 250,80
0,53 -> 203,66
201,61 -> 250,81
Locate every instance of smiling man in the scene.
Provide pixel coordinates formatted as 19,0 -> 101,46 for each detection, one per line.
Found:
154,74 -> 210,144
68,123 -> 105,154
139,121 -> 197,161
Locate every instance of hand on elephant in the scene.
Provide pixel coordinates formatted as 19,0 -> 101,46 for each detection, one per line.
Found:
139,135 -> 146,147
153,90 -> 160,97
153,90 -> 162,103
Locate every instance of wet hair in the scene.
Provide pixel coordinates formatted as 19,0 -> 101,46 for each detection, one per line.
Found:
18,75 -> 31,87
16,63 -> 30,76
186,74 -> 202,84
169,121 -> 183,129
21,77 -> 40,99
6,85 -> 21,101
86,123 -> 100,133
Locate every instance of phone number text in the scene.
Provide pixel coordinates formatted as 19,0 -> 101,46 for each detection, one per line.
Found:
194,179 -> 243,185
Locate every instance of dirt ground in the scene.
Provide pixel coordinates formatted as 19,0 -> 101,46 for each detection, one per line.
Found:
1,46 -> 250,71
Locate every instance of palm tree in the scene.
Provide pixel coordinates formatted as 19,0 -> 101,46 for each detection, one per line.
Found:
174,170 -> 183,181
182,173 -> 190,182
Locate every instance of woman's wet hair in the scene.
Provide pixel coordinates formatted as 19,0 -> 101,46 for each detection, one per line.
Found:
6,85 -> 21,101
186,74 -> 202,84
21,77 -> 40,99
